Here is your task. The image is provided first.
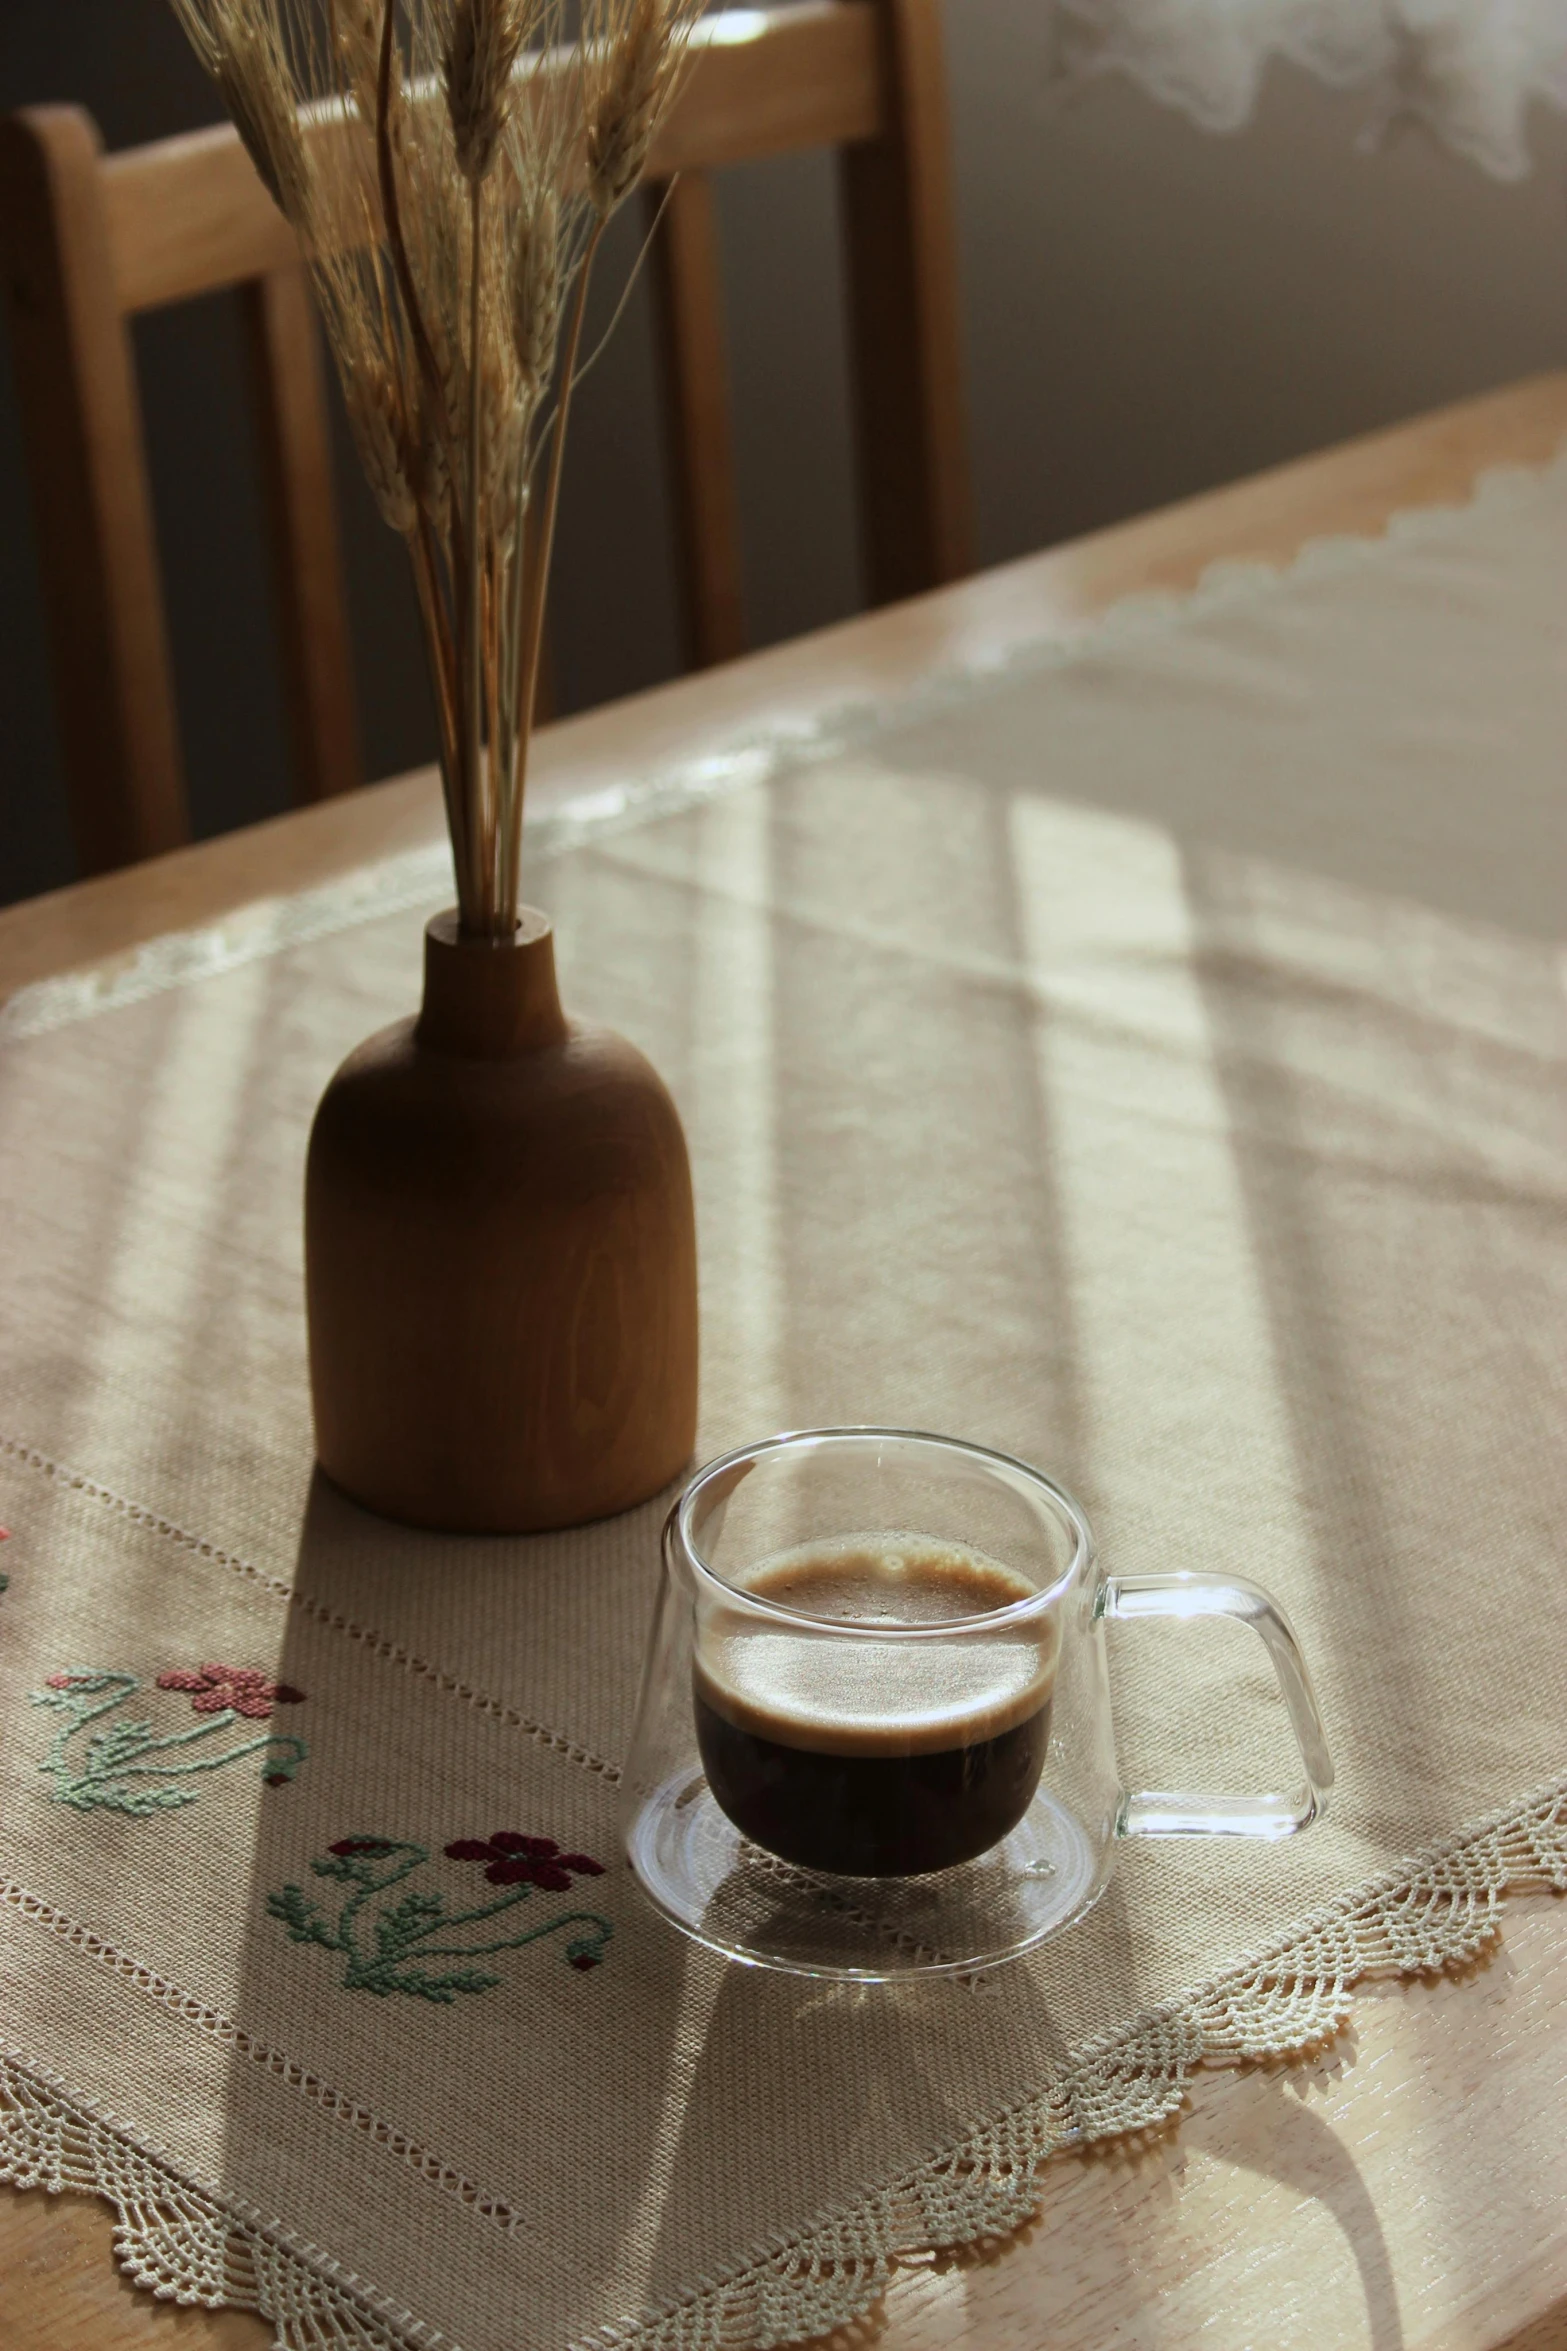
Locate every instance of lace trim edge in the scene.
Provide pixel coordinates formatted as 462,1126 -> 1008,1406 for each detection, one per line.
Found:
3,1777 -> 1564,2351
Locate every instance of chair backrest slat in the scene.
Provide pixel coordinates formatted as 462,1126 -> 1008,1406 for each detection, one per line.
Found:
840,0 -> 970,604
644,172 -> 747,671
105,124 -> 297,313
0,105 -> 188,873
2,0 -> 970,880
240,260 -> 363,805
652,4 -> 883,173
101,8 -> 884,316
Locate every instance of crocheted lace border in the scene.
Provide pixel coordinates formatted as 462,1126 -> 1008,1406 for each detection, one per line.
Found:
4,1777 -> 1564,2351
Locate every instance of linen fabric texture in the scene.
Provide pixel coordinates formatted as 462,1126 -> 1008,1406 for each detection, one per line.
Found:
1,458 -> 1565,2351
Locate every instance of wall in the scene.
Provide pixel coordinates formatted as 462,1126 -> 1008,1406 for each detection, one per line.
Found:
2,0 -> 1565,903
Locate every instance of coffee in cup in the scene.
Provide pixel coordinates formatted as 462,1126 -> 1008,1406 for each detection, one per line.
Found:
693,1535 -> 1059,1876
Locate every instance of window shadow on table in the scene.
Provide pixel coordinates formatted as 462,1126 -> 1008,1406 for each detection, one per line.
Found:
1183,2076 -> 1404,2351
1181,833 -> 1567,1818
1176,834 -> 1566,2309
222,1468 -> 1147,2347
559,751 -> 1091,1470
214,763 -> 1113,2346
207,732 -> 1563,2348
220,1470 -> 697,2346
623,1891 -> 1132,2333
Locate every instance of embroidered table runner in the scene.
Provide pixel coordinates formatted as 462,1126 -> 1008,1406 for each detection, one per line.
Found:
2,459 -> 1565,2351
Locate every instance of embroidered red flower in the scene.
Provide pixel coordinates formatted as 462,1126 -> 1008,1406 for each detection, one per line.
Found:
444,1831 -> 606,1891
329,1837 -> 401,1858
156,1664 -> 305,1720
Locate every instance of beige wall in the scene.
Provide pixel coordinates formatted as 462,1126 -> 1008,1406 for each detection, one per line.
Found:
4,1 -> 1566,899
559,6 -> 1567,716
948,15 -> 1567,559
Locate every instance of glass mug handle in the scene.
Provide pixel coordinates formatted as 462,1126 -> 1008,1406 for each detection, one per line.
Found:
1099,1571 -> 1334,1838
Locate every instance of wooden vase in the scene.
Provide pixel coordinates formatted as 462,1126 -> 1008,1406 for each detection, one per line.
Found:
304,909 -> 698,1533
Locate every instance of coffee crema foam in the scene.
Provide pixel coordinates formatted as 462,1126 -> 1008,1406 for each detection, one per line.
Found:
694,1535 -> 1060,1758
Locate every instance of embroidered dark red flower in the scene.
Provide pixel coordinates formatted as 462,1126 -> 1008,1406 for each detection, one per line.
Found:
329,1837 -> 400,1858
156,1664 -> 305,1720
444,1832 -> 606,1889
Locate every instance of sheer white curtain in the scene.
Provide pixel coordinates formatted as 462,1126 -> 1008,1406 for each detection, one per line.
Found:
1052,1 -> 1567,178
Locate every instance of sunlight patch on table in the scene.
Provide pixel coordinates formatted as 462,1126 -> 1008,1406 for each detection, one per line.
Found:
1007,791 -> 1313,1652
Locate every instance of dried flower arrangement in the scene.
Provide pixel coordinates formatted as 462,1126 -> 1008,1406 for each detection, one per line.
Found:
168,0 -> 704,936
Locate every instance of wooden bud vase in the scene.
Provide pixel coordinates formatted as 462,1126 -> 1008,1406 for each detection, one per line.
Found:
304,909 -> 698,1533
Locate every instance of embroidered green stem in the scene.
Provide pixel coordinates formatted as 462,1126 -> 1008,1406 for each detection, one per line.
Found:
405,1919 -> 609,1964
268,1839 -> 612,1999
32,1672 -> 307,1814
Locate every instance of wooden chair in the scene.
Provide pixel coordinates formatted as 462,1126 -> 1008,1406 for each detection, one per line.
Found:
0,2 -> 970,881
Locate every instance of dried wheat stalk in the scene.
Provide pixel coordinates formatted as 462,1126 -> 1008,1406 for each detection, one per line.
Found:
168,0 -> 704,936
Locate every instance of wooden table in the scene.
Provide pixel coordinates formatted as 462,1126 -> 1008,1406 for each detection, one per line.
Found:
4,375 -> 1565,2351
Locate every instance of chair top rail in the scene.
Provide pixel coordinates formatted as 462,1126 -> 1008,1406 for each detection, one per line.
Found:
103,2 -> 882,314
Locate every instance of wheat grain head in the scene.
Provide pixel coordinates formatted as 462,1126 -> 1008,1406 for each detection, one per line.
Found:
581,0 -> 704,218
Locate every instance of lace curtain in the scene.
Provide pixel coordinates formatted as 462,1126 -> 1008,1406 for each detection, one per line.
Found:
1052,1 -> 1567,178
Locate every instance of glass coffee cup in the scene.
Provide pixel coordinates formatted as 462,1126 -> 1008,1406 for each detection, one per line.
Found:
622,1429 -> 1334,1978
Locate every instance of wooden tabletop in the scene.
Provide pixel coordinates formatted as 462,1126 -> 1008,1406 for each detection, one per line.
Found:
3,374 -> 1566,2351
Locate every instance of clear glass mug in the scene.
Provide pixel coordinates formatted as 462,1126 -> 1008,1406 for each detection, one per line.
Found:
622,1429 -> 1334,1978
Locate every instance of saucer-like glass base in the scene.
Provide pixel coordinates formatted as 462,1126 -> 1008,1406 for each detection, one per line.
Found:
625,1771 -> 1107,1979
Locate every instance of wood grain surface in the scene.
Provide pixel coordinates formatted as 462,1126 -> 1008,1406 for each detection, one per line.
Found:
2,375 -> 1565,2351
305,913 -> 700,1531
